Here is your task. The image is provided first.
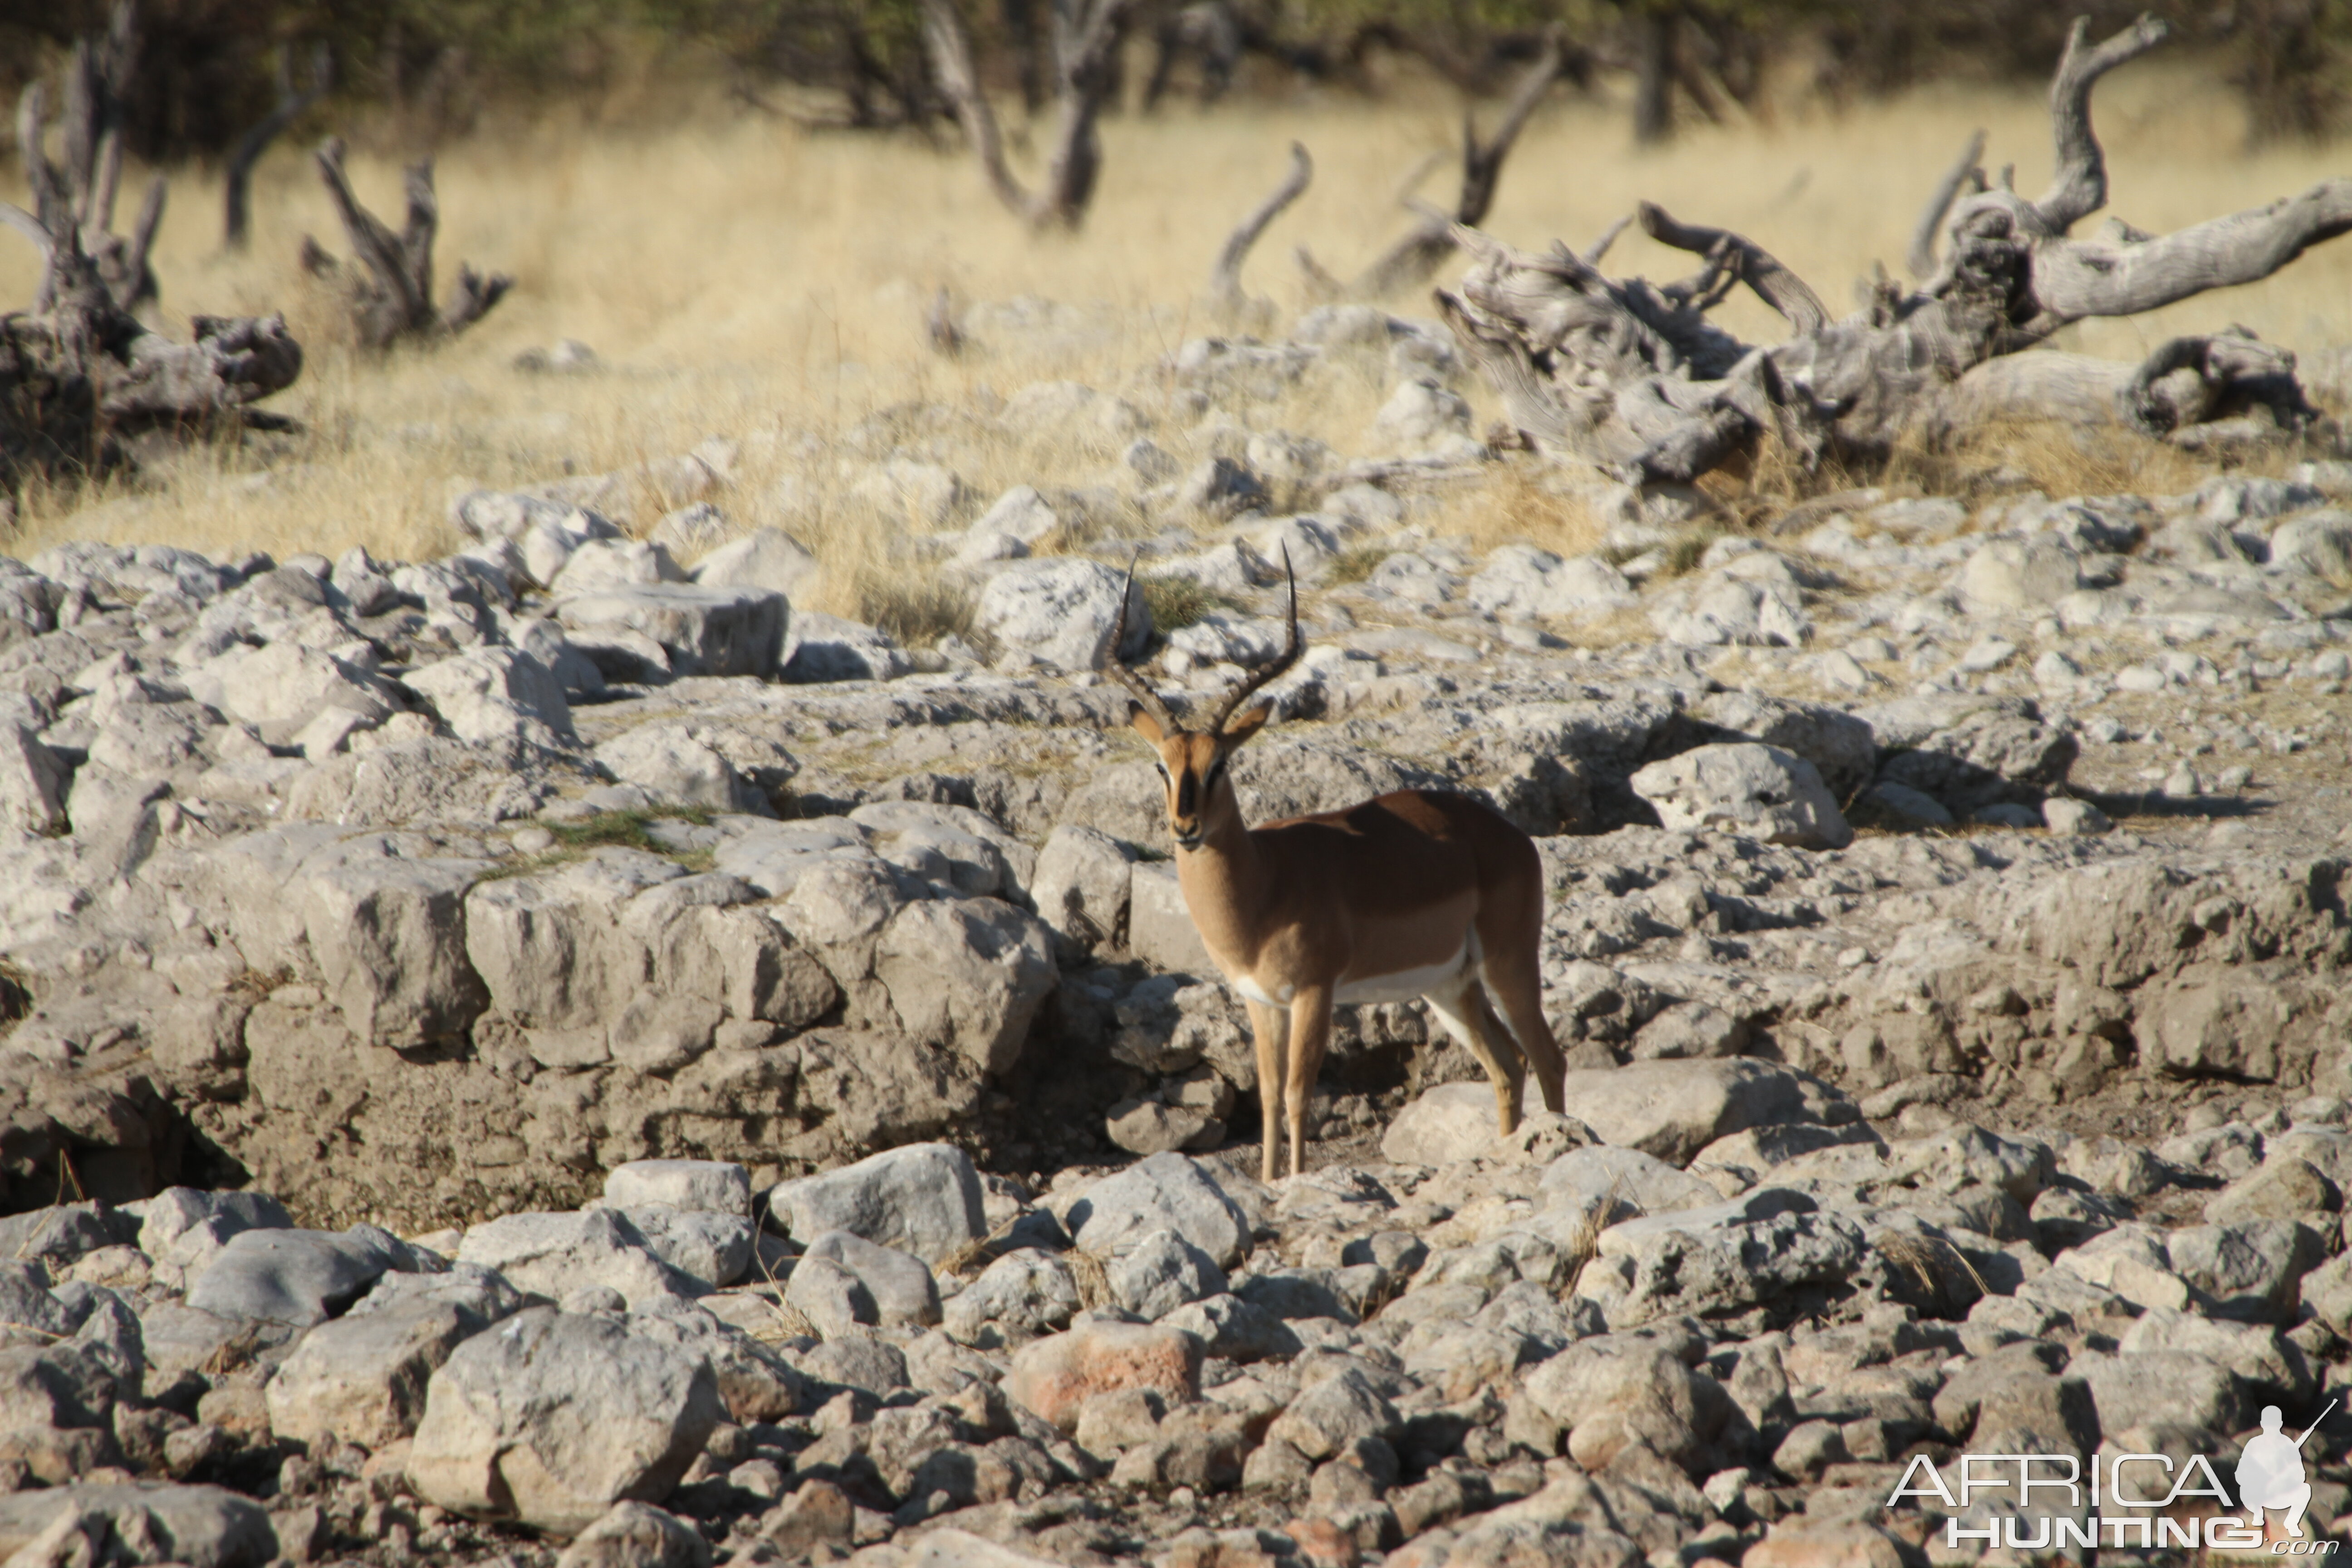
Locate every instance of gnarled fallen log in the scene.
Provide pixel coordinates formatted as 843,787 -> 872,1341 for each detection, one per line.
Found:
2,4 -> 303,496
301,138 -> 512,350
1441,13 -> 2347,489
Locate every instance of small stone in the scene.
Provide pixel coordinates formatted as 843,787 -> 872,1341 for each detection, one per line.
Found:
2041,797 -> 2112,836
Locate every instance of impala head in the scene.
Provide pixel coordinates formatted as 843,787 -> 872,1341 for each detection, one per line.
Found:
1102,552 -> 1303,853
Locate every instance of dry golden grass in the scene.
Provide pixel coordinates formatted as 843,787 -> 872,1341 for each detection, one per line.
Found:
6,54 -> 2351,614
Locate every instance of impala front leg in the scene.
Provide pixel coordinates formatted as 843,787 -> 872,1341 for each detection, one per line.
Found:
1284,985 -> 1334,1179
1245,998 -> 1289,1183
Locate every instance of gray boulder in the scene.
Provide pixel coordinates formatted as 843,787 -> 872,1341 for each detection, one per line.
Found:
973,559 -> 1150,671
555,1503 -> 712,1568
407,1308 -> 725,1534
691,528 -> 819,601
1064,1152 -> 1251,1269
605,1161 -> 751,1216
186,1226 -> 436,1327
0,1483 -> 278,1568
265,1267 -> 521,1449
801,1232 -> 942,1327
556,584 -> 787,679
1552,1059 -> 1848,1166
765,1142 -> 988,1264
942,1250 -> 1082,1345
872,897 -> 1057,1075
1629,742 -> 1852,850
401,648 -> 577,750
457,1211 -> 709,1307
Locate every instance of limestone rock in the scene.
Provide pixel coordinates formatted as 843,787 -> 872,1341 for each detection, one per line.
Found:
407,1307 -> 725,1534
1630,743 -> 1852,850
765,1143 -> 988,1264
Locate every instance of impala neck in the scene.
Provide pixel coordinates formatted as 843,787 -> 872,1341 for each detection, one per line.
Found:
1176,782 -> 1269,929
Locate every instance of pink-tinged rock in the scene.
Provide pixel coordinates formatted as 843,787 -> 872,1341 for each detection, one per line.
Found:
1004,1318 -> 1202,1434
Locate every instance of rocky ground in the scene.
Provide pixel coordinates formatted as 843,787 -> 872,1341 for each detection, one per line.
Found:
3,301 -> 2352,1566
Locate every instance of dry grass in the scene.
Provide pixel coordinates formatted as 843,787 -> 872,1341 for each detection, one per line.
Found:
7,56 -> 2352,618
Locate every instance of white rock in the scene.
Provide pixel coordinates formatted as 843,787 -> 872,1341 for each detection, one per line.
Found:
1468,547 -> 1636,621
455,1210 -> 707,1307
402,648 -> 577,750
765,1143 -> 988,1264
549,539 -> 689,598
1372,379 -> 1472,446
973,559 -> 1152,672
1958,538 -> 2082,609
595,723 -> 762,813
972,486 -> 1063,546
407,1307 -> 724,1534
691,528 -> 820,601
1063,1151 -> 1251,1269
604,1161 -> 751,1216
1629,743 -> 1852,850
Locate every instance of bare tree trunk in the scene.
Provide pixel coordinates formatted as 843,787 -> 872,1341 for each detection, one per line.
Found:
922,0 -> 1136,230
1301,28 -> 1565,299
1441,15 -> 2347,490
1630,6 -> 1674,147
224,42 -> 332,252
3,6 -> 302,496
302,138 -> 512,349
1209,141 -> 1310,313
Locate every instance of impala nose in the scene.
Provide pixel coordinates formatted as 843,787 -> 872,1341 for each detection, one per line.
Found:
1171,822 -> 1203,850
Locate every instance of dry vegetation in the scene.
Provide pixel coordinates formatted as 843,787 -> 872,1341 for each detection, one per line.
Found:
5,55 -> 2349,622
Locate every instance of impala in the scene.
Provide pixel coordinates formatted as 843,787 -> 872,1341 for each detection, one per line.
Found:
1101,559 -> 1567,1180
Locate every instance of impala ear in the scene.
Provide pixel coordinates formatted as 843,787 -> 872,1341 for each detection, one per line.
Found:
1128,703 -> 1166,744
1221,704 -> 1274,746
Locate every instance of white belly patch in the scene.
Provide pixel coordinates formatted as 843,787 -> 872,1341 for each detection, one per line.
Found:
1230,936 -> 1479,1009
1335,940 -> 1475,1004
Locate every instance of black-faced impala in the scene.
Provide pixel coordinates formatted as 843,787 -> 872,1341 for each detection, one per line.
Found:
1101,560 -> 1567,1180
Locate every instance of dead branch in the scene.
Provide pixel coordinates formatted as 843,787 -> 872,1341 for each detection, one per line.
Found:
1908,129 -> 1986,279
1304,27 -> 1566,299
303,138 -> 512,349
225,42 -> 333,251
922,0 -> 1137,230
1441,12 -> 2352,491
2035,14 -> 2171,235
927,285 -> 964,356
1635,202 -> 1828,335
1210,142 -> 1312,312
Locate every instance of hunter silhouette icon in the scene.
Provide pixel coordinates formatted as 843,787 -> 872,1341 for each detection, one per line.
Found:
2238,1401 -> 2334,1540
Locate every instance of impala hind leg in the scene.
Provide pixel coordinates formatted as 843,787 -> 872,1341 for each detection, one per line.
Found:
1480,949 -> 1567,1116
1283,986 -> 1334,1179
1245,999 -> 1289,1183
1426,978 -> 1530,1134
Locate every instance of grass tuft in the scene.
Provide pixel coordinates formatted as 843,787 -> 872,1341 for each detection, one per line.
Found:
1140,574 -> 1239,637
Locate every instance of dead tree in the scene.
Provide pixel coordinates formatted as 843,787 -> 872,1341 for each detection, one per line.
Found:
1209,141 -> 1310,314
224,42 -> 333,251
5,1 -> 164,316
301,138 -> 512,350
1299,28 -> 1566,299
1439,15 -> 2351,489
3,40 -> 302,492
921,0 -> 1137,230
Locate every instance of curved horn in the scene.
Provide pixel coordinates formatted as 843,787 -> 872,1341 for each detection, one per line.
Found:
1100,554 -> 1181,732
1209,545 -> 1303,735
